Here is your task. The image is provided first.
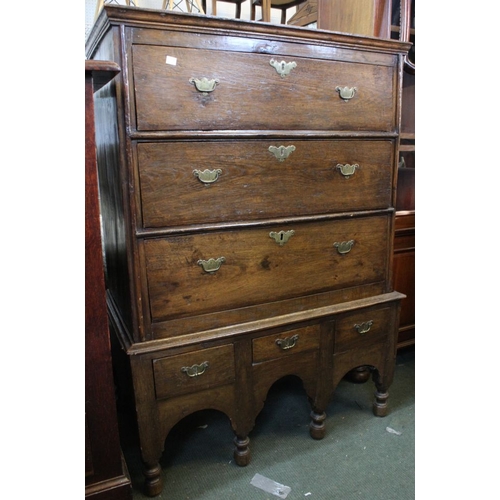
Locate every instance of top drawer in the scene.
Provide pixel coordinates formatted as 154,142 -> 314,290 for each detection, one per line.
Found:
131,44 -> 396,132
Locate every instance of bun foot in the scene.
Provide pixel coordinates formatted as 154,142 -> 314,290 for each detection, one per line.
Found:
345,366 -> 371,383
233,436 -> 251,466
309,410 -> 326,440
143,462 -> 163,497
373,390 -> 389,417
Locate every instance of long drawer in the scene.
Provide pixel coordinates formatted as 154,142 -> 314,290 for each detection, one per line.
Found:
131,44 -> 396,132
137,139 -> 394,228
143,214 -> 390,322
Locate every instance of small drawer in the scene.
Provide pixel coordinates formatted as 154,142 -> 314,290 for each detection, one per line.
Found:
334,307 -> 392,352
153,344 -> 235,400
252,325 -> 320,364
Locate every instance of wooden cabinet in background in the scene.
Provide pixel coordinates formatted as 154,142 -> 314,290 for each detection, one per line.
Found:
392,0 -> 415,348
393,210 -> 415,348
85,60 -> 132,500
317,0 -> 392,38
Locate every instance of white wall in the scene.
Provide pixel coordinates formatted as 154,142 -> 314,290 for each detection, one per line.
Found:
85,1 -> 293,41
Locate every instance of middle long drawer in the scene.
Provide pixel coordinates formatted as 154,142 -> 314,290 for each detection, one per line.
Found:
137,139 -> 395,228
143,214 -> 390,323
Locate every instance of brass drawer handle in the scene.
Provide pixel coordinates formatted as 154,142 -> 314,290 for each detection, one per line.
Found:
334,240 -> 355,254
275,334 -> 299,350
189,77 -> 220,93
193,168 -> 222,184
354,321 -> 374,335
197,257 -> 226,273
181,361 -> 209,377
268,145 -> 296,161
335,86 -> 357,101
336,163 -> 359,179
269,59 -> 297,77
269,230 -> 295,246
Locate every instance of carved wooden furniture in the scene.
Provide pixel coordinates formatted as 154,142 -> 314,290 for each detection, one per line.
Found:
287,0 -> 317,27
251,0 -> 304,23
85,60 -> 132,500
86,5 -> 409,496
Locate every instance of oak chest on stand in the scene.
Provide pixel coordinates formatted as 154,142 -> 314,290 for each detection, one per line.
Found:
86,6 -> 409,496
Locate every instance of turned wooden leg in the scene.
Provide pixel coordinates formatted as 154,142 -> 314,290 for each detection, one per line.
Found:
309,409 -> 326,440
233,435 -> 251,466
143,462 -> 163,497
371,366 -> 392,417
373,390 -> 389,417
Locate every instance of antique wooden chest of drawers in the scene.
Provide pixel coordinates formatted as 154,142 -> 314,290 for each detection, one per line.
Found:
86,5 -> 410,496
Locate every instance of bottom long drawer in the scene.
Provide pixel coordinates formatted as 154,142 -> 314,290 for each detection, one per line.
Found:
143,213 -> 391,324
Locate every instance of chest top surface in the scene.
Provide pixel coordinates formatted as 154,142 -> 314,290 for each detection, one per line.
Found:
86,5 -> 411,65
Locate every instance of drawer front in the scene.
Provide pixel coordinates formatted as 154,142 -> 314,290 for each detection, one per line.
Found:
138,139 -> 394,228
132,44 -> 396,132
153,344 -> 235,400
252,325 -> 320,364
335,306 -> 392,352
144,215 -> 389,322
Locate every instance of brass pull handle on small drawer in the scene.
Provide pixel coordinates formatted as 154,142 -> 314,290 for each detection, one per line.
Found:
275,334 -> 299,350
334,240 -> 355,254
269,59 -> 297,77
335,86 -> 357,101
189,77 -> 220,93
268,145 -> 296,161
354,321 -> 374,335
336,163 -> 359,179
193,168 -> 223,184
197,257 -> 226,273
181,361 -> 209,377
269,230 -> 295,246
